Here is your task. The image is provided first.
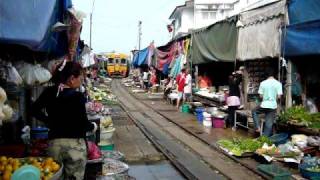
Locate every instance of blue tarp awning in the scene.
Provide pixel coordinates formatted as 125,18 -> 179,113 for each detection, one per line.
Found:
284,20 -> 320,57
0,0 -> 72,55
133,48 -> 149,67
288,0 -> 320,25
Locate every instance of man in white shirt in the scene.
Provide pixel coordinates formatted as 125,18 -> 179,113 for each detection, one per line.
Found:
183,69 -> 192,103
252,68 -> 282,136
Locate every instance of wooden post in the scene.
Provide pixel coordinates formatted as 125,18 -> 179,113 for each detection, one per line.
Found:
243,64 -> 249,109
286,59 -> 292,108
195,65 -> 198,88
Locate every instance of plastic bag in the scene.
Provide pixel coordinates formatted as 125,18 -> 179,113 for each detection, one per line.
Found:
87,141 -> 102,160
33,64 -> 52,84
0,106 -> 5,122
2,104 -> 13,121
7,63 -> 23,85
0,87 -> 7,104
19,63 -> 52,85
67,8 -> 84,61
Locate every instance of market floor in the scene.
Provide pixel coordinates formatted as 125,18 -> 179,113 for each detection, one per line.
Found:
108,104 -> 185,179
129,161 -> 185,180
118,80 -> 305,179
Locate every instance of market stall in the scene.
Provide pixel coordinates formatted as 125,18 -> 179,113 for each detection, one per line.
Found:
190,17 -> 237,109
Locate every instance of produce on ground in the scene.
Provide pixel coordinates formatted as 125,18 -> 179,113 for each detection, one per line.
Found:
102,158 -> 128,176
217,136 -> 272,156
0,156 -> 60,180
256,143 -> 301,158
302,156 -> 320,172
279,106 -> 320,128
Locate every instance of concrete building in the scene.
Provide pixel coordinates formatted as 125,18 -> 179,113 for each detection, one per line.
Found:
169,0 -> 276,38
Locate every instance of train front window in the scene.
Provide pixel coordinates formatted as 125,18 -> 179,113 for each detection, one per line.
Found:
121,59 -> 126,64
108,58 -> 114,64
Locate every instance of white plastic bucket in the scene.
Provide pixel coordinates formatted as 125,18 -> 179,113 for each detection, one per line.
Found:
100,127 -> 115,141
202,112 -> 212,127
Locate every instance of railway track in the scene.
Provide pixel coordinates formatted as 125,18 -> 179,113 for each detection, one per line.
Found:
112,79 -> 265,180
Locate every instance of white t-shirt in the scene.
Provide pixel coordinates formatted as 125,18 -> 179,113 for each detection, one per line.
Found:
142,72 -> 149,82
184,74 -> 192,94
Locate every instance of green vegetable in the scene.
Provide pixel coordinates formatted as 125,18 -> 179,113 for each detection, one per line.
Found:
279,106 -> 320,128
307,166 -> 320,172
217,137 -> 269,156
257,136 -> 273,145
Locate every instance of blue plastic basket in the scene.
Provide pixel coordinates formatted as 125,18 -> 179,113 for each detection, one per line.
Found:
195,108 -> 204,122
300,163 -> 320,180
269,133 -> 289,146
31,127 -> 49,139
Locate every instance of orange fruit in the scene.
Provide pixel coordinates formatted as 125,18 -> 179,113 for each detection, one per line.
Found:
0,165 -> 4,172
13,163 -> 19,171
0,156 -> 7,162
51,163 -> 60,172
5,165 -> 12,172
2,170 -> 11,180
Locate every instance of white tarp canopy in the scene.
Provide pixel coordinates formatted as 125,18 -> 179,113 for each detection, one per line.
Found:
237,0 -> 286,61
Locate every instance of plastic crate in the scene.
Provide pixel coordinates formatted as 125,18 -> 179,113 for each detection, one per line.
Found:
257,164 -> 291,180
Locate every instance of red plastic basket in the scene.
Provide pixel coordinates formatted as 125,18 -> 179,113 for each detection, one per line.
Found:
213,119 -> 224,128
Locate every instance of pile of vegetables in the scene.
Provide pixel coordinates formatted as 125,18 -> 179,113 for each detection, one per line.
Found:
256,142 -> 302,160
279,106 -> 320,128
217,136 -> 272,156
88,87 -> 118,105
301,156 -> 320,172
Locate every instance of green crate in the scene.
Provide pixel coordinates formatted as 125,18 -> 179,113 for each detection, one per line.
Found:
257,164 -> 291,180
99,144 -> 114,151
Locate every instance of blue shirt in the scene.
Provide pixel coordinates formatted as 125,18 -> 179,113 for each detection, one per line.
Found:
258,78 -> 283,109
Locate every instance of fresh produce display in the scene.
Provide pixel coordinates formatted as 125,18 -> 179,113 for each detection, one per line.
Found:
0,156 -> 61,180
306,166 -> 320,172
307,136 -> 320,146
279,106 -> 320,128
100,116 -> 113,130
102,158 -> 129,176
88,87 -> 118,105
256,143 -> 301,158
300,156 -> 320,179
217,136 -> 272,156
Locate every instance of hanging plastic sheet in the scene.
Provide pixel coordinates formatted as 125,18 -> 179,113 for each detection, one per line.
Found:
237,0 -> 285,61
0,0 -> 72,56
288,0 -> 320,25
156,44 -> 176,71
191,17 -> 237,64
132,48 -> 149,67
169,54 -> 183,78
67,8 -> 86,61
162,63 -> 170,75
147,43 -> 155,66
283,20 -> 320,56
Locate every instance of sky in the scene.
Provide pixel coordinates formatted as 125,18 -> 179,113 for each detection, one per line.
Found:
72,0 -> 185,54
